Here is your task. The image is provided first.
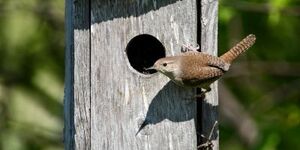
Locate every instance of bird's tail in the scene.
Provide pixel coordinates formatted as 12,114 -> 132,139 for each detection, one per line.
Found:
220,34 -> 256,63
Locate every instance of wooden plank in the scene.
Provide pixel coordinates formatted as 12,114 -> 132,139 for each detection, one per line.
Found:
64,0 -> 74,148
200,0 -> 219,149
73,0 -> 91,149
90,0 -> 197,149
64,0 -> 91,149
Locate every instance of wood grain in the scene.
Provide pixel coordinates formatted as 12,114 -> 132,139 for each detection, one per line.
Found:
91,0 -> 197,149
64,0 -> 91,149
64,0 -> 74,148
65,0 -> 220,149
200,0 -> 219,149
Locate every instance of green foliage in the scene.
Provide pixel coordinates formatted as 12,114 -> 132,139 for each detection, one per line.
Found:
220,0 -> 300,149
0,0 -> 64,149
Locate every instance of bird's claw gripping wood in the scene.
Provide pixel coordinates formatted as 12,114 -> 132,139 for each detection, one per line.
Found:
196,87 -> 211,99
181,43 -> 200,52
151,34 -> 256,94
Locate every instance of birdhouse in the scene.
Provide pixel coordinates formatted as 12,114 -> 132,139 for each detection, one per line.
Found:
65,0 -> 219,149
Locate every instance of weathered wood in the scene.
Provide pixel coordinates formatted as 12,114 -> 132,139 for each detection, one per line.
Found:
91,0 -> 197,149
65,0 -> 220,149
73,0 -> 91,149
64,0 -> 74,149
200,0 -> 219,149
64,0 -> 91,149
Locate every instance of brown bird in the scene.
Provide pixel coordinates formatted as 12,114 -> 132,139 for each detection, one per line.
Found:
149,34 -> 256,95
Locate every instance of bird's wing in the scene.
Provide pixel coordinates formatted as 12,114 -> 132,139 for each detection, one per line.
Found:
204,54 -> 230,71
180,67 -> 224,87
179,51 -> 230,71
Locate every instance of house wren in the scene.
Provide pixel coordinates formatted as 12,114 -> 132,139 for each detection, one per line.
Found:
149,34 -> 256,94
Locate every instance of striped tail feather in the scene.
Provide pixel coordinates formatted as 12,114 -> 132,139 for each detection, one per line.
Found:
220,34 -> 256,63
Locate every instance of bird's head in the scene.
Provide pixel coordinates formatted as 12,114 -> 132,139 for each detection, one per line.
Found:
147,57 -> 181,79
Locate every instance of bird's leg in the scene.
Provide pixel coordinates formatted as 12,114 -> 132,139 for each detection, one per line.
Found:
197,121 -> 218,149
195,87 -> 211,99
181,43 -> 200,53
183,87 -> 211,101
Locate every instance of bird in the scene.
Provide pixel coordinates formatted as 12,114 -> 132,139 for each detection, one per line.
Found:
148,34 -> 256,95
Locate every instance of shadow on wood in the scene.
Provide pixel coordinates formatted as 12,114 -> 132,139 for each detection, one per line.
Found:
91,0 -> 180,25
200,101 -> 218,144
67,0 -> 200,148
136,81 -> 196,135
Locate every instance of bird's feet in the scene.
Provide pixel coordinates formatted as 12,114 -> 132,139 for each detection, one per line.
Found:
181,43 -> 200,53
195,87 -> 211,99
184,87 -> 211,101
183,92 -> 205,102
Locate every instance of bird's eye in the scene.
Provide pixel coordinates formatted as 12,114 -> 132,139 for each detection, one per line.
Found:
162,63 -> 167,67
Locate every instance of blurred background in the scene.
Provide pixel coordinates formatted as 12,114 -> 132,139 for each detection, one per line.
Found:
219,0 -> 300,149
0,0 -> 299,150
0,0 -> 64,149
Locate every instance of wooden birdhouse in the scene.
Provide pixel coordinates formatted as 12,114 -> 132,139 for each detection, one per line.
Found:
65,0 -> 219,149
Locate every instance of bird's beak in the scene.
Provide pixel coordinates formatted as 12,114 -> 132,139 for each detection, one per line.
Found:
145,66 -> 156,70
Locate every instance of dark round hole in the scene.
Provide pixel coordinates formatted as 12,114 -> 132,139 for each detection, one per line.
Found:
125,34 -> 166,75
